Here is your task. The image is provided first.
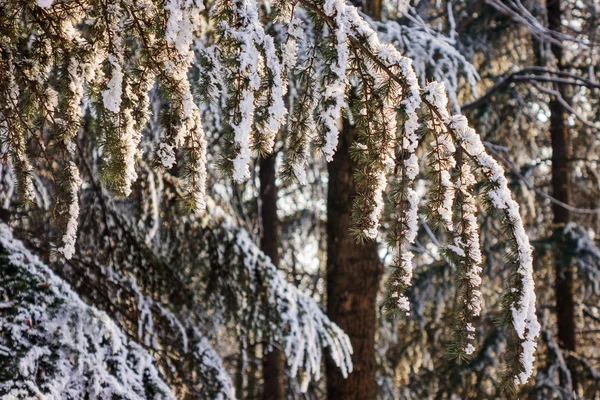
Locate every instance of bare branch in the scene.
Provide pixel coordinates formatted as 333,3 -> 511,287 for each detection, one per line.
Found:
530,81 -> 600,130
484,142 -> 600,215
461,68 -> 600,111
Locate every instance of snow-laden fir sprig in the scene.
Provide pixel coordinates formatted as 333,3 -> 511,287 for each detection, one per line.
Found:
51,14 -> 100,259
52,54 -> 85,260
280,6 -> 304,74
422,82 -> 481,361
297,0 -> 538,385
445,153 -> 483,362
348,49 -> 400,241
212,0 -> 284,180
211,7 -> 258,180
444,113 -> 539,388
98,2 -> 158,199
382,59 -> 422,316
98,2 -> 138,197
157,82 -> 208,213
251,34 -> 286,157
422,82 -> 455,233
155,0 -> 208,212
179,113 -> 208,212
0,44 -> 35,205
55,162 -> 82,259
197,199 -> 354,392
196,45 -> 224,106
315,0 -> 349,161
281,45 -> 318,185
416,78 -> 538,384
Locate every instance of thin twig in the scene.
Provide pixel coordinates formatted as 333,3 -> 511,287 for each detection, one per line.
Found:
485,142 -> 600,215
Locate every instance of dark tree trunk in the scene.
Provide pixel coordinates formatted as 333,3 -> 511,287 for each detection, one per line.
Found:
547,0 -> 577,390
326,119 -> 382,400
259,154 -> 286,400
362,0 -> 381,20
325,0 -> 382,397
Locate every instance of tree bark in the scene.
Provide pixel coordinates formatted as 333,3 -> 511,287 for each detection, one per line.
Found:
325,0 -> 383,396
362,0 -> 381,20
259,154 -> 286,400
326,119 -> 382,400
547,0 -> 577,390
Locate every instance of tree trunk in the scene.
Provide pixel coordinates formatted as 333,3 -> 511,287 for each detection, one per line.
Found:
362,0 -> 381,20
326,119 -> 382,400
325,0 -> 383,396
547,0 -> 577,390
259,154 -> 286,400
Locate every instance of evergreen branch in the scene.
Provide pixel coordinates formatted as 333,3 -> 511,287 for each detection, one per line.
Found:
446,148 -> 483,363
0,42 -> 36,205
425,92 -> 540,388
422,82 -> 455,233
312,0 -> 349,161
281,44 -> 318,184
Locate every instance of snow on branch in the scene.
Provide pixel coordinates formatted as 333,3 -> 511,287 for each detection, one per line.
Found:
2,0 -> 540,388
442,111 -> 540,388
0,223 -> 175,399
0,49 -> 35,205
78,166 -> 352,395
373,17 -> 479,111
280,8 -> 318,185
4,0 -> 478,263
200,199 -> 354,392
315,0 -> 350,161
422,82 -> 456,233
291,0 -> 538,385
212,0 -> 285,180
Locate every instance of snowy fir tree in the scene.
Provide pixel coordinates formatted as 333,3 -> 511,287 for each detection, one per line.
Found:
0,0 -> 599,399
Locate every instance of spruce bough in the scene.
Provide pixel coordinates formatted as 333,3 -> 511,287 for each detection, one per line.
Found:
0,0 -> 539,389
